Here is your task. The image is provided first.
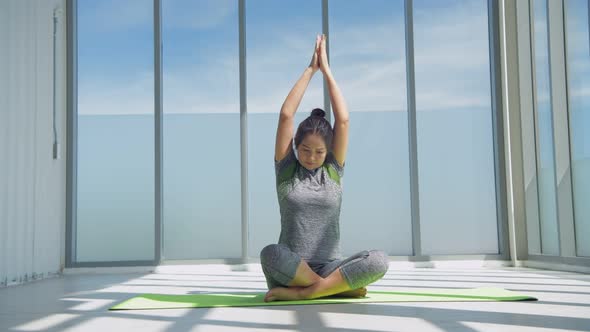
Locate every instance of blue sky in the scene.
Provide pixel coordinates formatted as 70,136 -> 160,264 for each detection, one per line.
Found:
77,0 -> 492,115
76,0 -> 589,117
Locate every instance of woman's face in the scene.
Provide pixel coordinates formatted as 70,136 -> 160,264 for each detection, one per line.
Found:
297,133 -> 327,170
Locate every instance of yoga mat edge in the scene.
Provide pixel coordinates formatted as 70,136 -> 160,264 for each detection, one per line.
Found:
109,287 -> 537,311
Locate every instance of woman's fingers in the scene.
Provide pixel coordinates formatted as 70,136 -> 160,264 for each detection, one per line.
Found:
320,35 -> 327,60
309,34 -> 321,71
316,35 -> 321,51
318,34 -> 329,72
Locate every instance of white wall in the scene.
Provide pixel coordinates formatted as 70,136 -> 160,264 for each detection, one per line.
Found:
0,0 -> 67,287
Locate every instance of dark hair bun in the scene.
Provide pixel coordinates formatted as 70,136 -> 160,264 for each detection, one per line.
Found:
311,108 -> 326,118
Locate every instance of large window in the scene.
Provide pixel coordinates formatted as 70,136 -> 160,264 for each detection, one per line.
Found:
246,0 -> 323,257
330,0 -> 412,256
162,0 -> 241,260
532,0 -> 560,255
72,0 -> 504,264
76,0 -> 154,261
565,0 -> 590,257
413,0 -> 499,254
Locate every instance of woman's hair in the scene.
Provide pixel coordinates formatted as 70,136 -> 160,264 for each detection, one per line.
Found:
294,108 -> 333,150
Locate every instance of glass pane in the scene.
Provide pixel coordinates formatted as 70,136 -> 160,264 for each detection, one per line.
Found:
414,0 -> 499,254
162,0 -> 241,259
76,0 -> 154,261
565,0 -> 590,257
533,0 -> 559,255
330,0 -> 412,255
247,0 -> 323,257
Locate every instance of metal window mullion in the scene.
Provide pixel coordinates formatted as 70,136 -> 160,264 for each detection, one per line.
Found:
529,0 -> 545,254
66,0 -> 78,267
516,0 -> 542,255
562,0 -> 579,256
490,0 -> 511,260
404,0 -> 421,257
322,0 -> 331,124
154,0 -> 163,263
547,0 -> 576,257
239,0 -> 249,262
545,0 -> 562,256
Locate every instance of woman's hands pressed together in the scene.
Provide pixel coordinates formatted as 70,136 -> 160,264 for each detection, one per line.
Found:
309,34 -> 321,73
318,34 -> 331,75
309,34 -> 330,75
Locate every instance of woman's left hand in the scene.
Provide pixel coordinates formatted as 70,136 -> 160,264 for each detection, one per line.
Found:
318,34 -> 331,74
309,34 -> 321,73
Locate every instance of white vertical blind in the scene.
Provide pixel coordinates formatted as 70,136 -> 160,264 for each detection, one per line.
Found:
0,0 -> 66,287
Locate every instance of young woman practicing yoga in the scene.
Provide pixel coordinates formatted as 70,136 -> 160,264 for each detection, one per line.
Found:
260,34 -> 389,302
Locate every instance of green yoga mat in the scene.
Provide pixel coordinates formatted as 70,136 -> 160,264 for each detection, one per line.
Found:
109,287 -> 537,310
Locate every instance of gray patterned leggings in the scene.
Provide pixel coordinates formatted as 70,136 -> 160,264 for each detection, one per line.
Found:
260,244 -> 389,290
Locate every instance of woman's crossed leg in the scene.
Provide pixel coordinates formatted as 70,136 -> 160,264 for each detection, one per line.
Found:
260,244 -> 389,302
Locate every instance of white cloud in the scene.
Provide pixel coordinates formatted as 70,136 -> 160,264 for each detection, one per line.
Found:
571,87 -> 590,98
80,0 -> 236,32
78,1 -> 496,115
78,71 -> 155,116
162,0 -> 236,30
79,0 -> 152,32
330,1 -> 492,112
566,18 -> 590,57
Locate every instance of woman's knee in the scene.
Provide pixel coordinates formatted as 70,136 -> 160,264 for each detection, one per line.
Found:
369,250 -> 389,277
259,244 -> 301,287
260,244 -> 282,266
340,249 -> 389,289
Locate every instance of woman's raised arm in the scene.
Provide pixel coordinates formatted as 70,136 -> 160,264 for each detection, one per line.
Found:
275,35 -> 321,162
318,34 -> 349,167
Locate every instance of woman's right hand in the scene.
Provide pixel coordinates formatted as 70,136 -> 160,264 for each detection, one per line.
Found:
308,34 -> 321,73
318,34 -> 330,75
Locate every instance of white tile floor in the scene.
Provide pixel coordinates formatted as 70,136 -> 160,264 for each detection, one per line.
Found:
1,265 -> 589,332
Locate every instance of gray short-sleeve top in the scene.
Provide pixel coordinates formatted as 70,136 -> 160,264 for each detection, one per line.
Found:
274,146 -> 345,263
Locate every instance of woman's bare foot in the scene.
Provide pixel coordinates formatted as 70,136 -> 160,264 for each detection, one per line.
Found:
333,287 -> 367,298
264,286 -> 305,302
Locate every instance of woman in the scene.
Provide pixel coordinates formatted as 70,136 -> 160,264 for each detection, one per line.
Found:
260,34 -> 389,302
